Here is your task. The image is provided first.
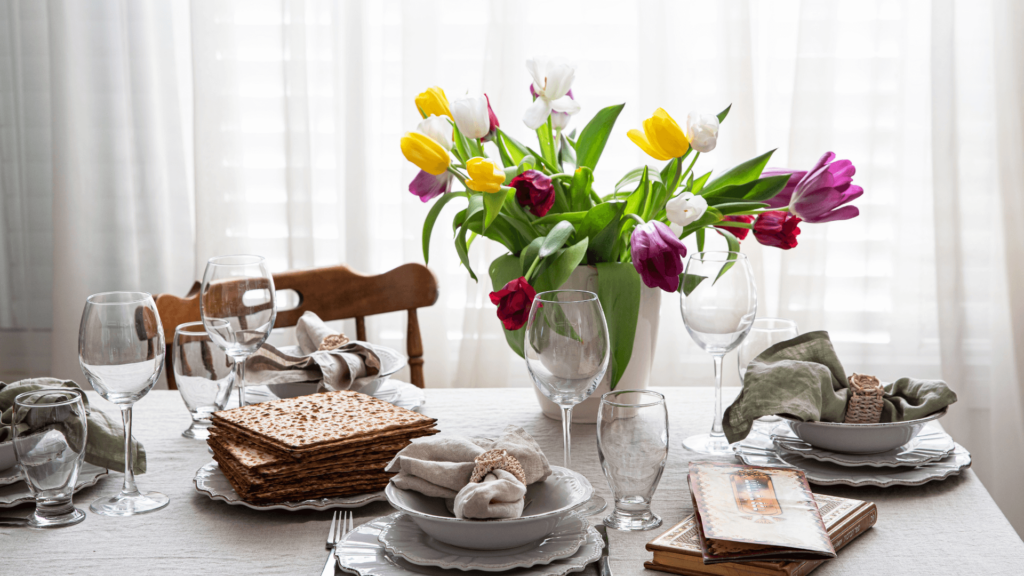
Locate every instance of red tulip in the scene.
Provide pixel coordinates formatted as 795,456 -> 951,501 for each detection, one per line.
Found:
511,170 -> 555,217
489,277 -> 537,330
482,93 -> 500,142
753,211 -> 802,250
714,215 -> 754,240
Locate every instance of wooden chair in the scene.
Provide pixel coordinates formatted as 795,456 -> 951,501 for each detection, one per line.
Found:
154,263 -> 439,390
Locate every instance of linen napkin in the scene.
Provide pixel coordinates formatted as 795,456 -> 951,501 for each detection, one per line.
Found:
243,311 -> 382,393
722,331 -> 958,443
385,425 -> 552,519
0,377 -> 146,473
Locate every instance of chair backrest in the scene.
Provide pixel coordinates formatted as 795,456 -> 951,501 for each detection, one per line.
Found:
155,263 -> 439,389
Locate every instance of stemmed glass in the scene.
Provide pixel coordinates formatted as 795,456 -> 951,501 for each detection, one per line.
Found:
680,252 -> 757,454
200,255 -> 276,407
525,289 -> 609,516
737,318 -> 799,424
79,292 -> 169,516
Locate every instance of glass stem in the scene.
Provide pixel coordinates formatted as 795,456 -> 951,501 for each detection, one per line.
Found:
121,406 -> 138,496
561,406 -> 573,468
711,354 -> 724,438
236,356 -> 247,407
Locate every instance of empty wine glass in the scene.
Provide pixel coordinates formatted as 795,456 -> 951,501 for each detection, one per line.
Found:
79,291 -> 169,516
737,318 -> 799,424
13,389 -> 88,528
173,322 -> 234,439
200,255 -> 276,407
680,252 -> 757,454
597,390 -> 668,531
525,289 -> 609,516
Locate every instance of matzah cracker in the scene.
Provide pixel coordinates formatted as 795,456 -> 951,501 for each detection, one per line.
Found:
212,390 -> 437,453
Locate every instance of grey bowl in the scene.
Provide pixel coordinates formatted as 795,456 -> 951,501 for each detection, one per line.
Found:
780,409 -> 947,454
0,441 -> 14,471
266,342 -> 407,399
384,466 -> 593,550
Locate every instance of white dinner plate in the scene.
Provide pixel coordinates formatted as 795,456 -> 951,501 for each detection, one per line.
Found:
192,461 -> 387,511
374,381 -> 426,412
378,513 -> 590,572
733,425 -> 972,487
0,463 -> 109,508
0,464 -> 23,487
771,421 -> 956,468
339,513 -> 602,576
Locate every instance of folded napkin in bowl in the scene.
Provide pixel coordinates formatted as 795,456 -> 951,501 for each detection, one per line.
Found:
0,377 -> 146,473
244,311 -> 382,393
385,425 -> 552,519
722,331 -> 958,443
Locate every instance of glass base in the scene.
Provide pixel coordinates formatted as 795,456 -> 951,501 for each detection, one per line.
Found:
573,495 -> 607,517
182,420 -> 212,440
27,504 -> 86,529
90,490 -> 169,516
683,433 -> 733,455
603,509 -> 662,531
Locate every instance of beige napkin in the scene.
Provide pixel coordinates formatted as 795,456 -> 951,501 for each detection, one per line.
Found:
454,469 -> 527,519
244,311 -> 382,393
385,425 -> 551,519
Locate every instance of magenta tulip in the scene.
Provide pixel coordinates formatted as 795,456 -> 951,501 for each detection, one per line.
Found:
409,170 -> 453,203
630,221 -> 688,292
788,152 -> 862,223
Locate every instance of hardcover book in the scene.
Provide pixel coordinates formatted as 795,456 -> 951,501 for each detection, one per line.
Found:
686,462 -> 837,564
645,493 -> 876,576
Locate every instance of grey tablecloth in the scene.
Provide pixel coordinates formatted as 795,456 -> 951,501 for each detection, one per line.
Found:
1,388 -> 1022,575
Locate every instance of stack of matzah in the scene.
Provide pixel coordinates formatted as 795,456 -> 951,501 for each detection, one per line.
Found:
207,390 -> 438,504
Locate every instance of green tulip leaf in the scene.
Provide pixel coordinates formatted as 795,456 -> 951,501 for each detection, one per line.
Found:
539,221 -> 575,258
533,237 -> 589,293
713,228 -> 741,284
455,224 -> 476,282
716,104 -> 732,123
691,170 -> 712,194
585,201 -> 627,264
496,129 -> 530,166
595,262 -> 642,389
575,103 -> 625,171
679,273 -> 707,296
696,228 -> 706,252
569,166 -> 594,212
680,206 -> 724,238
550,179 -> 571,214
422,192 -> 465,264
615,165 -> 662,193
488,254 -> 527,357
533,211 -> 588,229
702,174 -> 791,205
700,149 -> 776,195
713,201 -> 770,215
536,117 -> 558,169
559,134 -> 577,172
452,122 -> 472,164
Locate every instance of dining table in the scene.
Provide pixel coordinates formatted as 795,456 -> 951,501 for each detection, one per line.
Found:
2,387 -> 1022,575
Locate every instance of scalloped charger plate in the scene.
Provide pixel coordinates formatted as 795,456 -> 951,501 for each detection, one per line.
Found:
378,513 -> 590,572
0,463 -> 108,508
771,421 -> 956,468
193,461 -> 386,511
339,513 -> 602,576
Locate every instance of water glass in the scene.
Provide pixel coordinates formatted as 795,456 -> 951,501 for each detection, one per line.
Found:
12,389 -> 88,528
525,289 -> 609,516
200,255 -> 276,407
173,321 -> 234,439
79,291 -> 169,516
680,252 -> 757,454
597,390 -> 668,531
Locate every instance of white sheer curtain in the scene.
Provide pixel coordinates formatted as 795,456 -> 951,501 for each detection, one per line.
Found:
1,0 -> 1023,533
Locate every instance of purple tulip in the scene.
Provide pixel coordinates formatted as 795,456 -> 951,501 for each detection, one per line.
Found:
630,221 -> 688,293
761,168 -> 807,209
788,152 -> 862,222
409,170 -> 453,203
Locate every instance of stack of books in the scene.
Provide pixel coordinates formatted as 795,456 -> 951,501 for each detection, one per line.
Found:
646,462 -> 876,576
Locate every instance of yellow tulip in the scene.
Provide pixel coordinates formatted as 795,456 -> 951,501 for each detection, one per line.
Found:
415,86 -> 452,119
401,132 -> 450,175
465,158 -> 506,193
627,108 -> 690,161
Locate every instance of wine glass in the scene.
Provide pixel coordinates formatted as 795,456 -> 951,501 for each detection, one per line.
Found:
79,291 -> 169,516
200,255 -> 276,407
737,318 -> 799,424
525,289 -> 609,516
680,252 -> 757,454
173,321 -> 234,439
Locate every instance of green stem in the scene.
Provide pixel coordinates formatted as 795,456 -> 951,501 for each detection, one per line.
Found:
524,253 -> 543,281
447,166 -> 468,186
715,221 -> 753,229
626,213 -> 646,226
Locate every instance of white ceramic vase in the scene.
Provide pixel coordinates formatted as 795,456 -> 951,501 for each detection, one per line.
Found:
532,265 -> 661,424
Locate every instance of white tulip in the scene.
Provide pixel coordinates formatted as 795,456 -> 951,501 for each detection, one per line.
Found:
523,56 -> 581,130
450,93 -> 490,139
685,112 -> 720,153
666,192 -> 708,227
417,115 -> 453,150
550,111 -> 571,131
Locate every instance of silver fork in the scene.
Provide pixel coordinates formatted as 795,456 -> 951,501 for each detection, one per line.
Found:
321,510 -> 353,576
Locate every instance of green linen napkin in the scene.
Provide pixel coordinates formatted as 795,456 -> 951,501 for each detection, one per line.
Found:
722,331 -> 958,443
0,377 -> 146,474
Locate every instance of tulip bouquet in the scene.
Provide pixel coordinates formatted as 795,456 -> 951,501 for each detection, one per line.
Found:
400,57 -> 862,388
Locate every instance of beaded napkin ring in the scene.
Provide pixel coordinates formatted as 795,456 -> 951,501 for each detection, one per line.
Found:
844,373 -> 884,424
470,449 -> 527,485
318,333 -> 351,351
